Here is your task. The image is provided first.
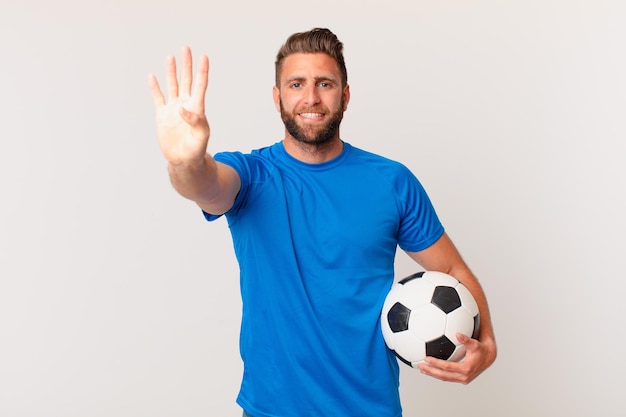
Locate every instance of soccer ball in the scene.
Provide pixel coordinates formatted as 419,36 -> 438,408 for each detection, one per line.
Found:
380,271 -> 480,367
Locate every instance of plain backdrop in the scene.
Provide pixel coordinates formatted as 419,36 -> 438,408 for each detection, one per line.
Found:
1,1 -> 625,416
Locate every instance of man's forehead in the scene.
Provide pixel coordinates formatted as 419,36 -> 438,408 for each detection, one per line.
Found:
280,53 -> 341,78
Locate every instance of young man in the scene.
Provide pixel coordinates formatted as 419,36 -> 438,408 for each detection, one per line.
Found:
148,28 -> 496,417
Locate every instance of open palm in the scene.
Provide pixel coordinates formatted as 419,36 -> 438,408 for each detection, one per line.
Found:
148,46 -> 210,166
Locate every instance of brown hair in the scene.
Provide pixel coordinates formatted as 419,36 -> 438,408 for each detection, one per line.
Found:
275,28 -> 348,87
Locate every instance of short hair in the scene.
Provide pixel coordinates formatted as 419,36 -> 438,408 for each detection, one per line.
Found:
275,28 -> 348,87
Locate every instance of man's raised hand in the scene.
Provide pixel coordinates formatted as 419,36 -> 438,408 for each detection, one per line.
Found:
148,46 -> 210,166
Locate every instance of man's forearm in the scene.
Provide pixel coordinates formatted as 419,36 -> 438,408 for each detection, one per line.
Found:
167,153 -> 218,204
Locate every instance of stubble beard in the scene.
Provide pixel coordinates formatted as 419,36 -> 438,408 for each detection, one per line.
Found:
280,99 -> 345,147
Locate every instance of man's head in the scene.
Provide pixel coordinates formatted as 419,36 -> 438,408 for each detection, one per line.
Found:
275,28 -> 348,88
273,28 -> 350,147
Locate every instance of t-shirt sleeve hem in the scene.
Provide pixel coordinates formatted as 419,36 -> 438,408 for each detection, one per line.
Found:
398,225 -> 445,253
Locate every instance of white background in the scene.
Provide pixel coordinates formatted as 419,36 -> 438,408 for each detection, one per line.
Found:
1,1 -> 625,416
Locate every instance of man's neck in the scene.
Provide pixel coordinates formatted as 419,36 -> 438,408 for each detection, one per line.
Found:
282,136 -> 344,164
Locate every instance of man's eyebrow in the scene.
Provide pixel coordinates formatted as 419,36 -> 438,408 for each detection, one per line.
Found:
314,76 -> 337,83
285,76 -> 305,83
284,75 -> 338,83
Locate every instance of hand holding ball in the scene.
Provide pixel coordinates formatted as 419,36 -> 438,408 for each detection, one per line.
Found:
381,271 -> 480,368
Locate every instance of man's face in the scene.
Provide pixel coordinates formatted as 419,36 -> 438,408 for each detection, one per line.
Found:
273,53 -> 350,145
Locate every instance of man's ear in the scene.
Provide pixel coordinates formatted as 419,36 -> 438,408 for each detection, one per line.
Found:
272,86 -> 281,112
343,84 -> 351,111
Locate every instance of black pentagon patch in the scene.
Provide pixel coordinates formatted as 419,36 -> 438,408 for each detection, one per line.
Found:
398,271 -> 426,285
426,335 -> 457,360
387,302 -> 411,332
431,286 -> 461,313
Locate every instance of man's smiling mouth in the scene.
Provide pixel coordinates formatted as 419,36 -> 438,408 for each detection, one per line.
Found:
299,112 -> 324,119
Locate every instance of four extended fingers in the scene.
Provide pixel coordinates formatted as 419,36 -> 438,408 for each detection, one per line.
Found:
148,46 -> 208,110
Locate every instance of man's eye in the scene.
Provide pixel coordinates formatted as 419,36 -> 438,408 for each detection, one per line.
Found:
319,82 -> 330,88
291,82 -> 301,88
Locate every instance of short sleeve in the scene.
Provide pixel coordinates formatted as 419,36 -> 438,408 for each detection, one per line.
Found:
395,168 -> 445,252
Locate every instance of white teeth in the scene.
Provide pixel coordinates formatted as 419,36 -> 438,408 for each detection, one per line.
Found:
300,113 -> 323,118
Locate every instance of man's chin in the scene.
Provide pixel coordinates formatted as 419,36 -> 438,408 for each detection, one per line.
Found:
283,113 -> 342,146
291,131 -> 335,145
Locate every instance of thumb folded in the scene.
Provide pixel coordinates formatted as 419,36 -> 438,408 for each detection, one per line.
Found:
179,105 -> 207,127
178,105 -> 196,124
178,105 -> 210,139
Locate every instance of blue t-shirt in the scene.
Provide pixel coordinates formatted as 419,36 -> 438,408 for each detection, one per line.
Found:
205,142 -> 444,417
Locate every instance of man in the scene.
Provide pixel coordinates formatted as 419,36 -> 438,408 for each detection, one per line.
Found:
148,28 -> 496,417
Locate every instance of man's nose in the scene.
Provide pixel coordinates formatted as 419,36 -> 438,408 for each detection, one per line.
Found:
303,85 -> 321,105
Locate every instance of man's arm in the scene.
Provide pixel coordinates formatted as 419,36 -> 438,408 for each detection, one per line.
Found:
166,155 -> 240,216
405,232 -> 497,384
148,46 -> 240,214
